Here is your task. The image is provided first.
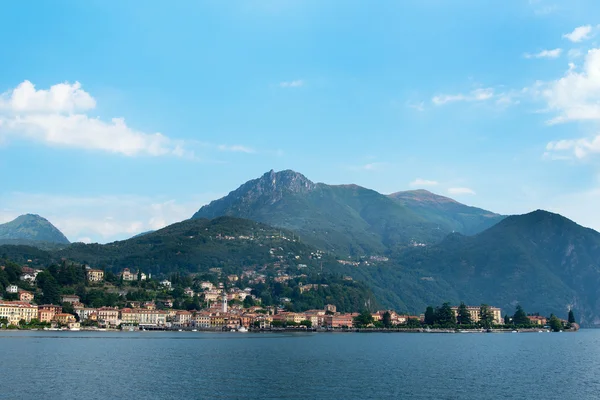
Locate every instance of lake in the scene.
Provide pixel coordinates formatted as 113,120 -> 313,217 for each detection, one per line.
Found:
1,330 -> 599,399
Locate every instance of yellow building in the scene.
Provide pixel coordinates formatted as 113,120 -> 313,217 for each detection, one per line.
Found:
86,269 -> 104,282
451,305 -> 503,325
0,302 -> 38,325
55,313 -> 77,325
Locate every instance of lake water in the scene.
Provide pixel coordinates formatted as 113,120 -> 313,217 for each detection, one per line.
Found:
1,330 -> 599,399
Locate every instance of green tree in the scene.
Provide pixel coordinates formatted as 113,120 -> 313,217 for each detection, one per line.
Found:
568,309 -> 576,324
300,319 -> 312,328
456,303 -> 472,325
382,311 -> 392,328
549,314 -> 563,332
479,304 -> 494,329
353,310 -> 374,327
37,271 -> 61,305
424,306 -> 435,325
504,314 -> 510,325
435,302 -> 456,327
243,295 -> 255,308
513,305 -> 529,326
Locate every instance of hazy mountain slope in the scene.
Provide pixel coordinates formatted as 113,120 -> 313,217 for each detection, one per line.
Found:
388,189 -> 505,235
0,214 -> 70,245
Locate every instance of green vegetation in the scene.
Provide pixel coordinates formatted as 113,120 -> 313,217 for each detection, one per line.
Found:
353,310 -> 375,328
549,314 -> 563,332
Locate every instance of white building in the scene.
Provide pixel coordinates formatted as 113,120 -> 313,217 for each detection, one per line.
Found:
6,285 -> 18,294
160,280 -> 172,289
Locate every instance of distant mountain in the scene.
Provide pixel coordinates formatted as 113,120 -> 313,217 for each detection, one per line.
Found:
388,189 -> 505,235
0,214 -> 69,245
129,230 -> 155,239
192,170 -> 449,255
367,210 -> 600,326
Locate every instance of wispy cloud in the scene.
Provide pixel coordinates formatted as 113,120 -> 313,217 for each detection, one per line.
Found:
217,144 -> 256,153
0,80 -> 187,157
432,88 -> 494,105
524,48 -> 562,59
279,80 -> 304,88
407,101 -> 425,112
563,25 -> 595,43
409,178 -> 438,187
448,187 -> 476,195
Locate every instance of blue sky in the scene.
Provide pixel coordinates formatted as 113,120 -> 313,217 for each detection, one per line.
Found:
2,0 -> 600,243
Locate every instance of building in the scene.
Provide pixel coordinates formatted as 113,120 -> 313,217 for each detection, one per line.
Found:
528,316 -> 548,326
193,312 -> 211,328
174,310 -> 193,327
18,290 -> 34,303
6,285 -> 18,294
120,268 -> 136,281
86,269 -> 104,282
61,295 -> 80,304
222,293 -> 228,313
38,304 -> 62,321
324,313 -> 356,329
74,306 -> 97,322
0,301 -> 38,325
160,280 -> 172,289
97,307 -> 120,327
184,288 -> 195,297
450,306 -> 503,325
325,304 -> 337,313
55,313 -> 77,325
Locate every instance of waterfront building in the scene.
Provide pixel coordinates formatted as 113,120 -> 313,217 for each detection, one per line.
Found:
450,305 -> 503,325
0,301 -> 38,325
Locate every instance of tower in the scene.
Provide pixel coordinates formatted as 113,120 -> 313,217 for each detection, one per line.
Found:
222,292 -> 228,313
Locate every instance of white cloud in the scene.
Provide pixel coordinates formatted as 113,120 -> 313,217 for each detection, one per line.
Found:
432,88 -> 494,105
563,25 -> 594,43
407,101 -> 425,112
537,48 -> 600,124
217,144 -> 256,153
448,187 -> 476,195
0,192 -> 222,243
409,178 -> 439,187
524,48 -> 562,59
0,80 -> 186,157
546,135 -> 600,159
279,80 -> 304,88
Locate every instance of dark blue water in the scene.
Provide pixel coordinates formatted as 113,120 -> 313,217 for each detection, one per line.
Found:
1,330 -> 599,399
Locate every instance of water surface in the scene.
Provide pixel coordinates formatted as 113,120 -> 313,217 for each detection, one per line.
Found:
1,330 -> 598,399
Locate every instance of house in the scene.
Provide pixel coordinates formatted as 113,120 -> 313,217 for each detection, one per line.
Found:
527,315 -> 548,326
18,290 -> 34,303
120,268 -> 136,281
184,288 -> 195,297
193,312 -> 211,328
143,301 -> 156,310
55,313 -> 77,325
139,272 -> 148,281
6,285 -> 18,294
20,273 -> 36,283
160,280 -> 172,289
61,295 -> 80,304
325,304 -> 337,313
86,269 -> 104,282
200,281 -> 214,290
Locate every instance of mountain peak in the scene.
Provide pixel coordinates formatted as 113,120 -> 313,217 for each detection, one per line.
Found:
0,214 -> 70,244
258,169 -> 316,193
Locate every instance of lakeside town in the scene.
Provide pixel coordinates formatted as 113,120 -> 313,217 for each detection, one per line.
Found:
0,262 -> 577,333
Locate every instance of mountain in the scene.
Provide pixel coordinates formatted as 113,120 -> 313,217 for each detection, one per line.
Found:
0,214 -> 70,246
388,189 -> 505,235
366,210 -> 600,326
192,170 -> 449,255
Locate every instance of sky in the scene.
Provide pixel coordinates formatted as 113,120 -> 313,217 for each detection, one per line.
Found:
2,0 -> 600,243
